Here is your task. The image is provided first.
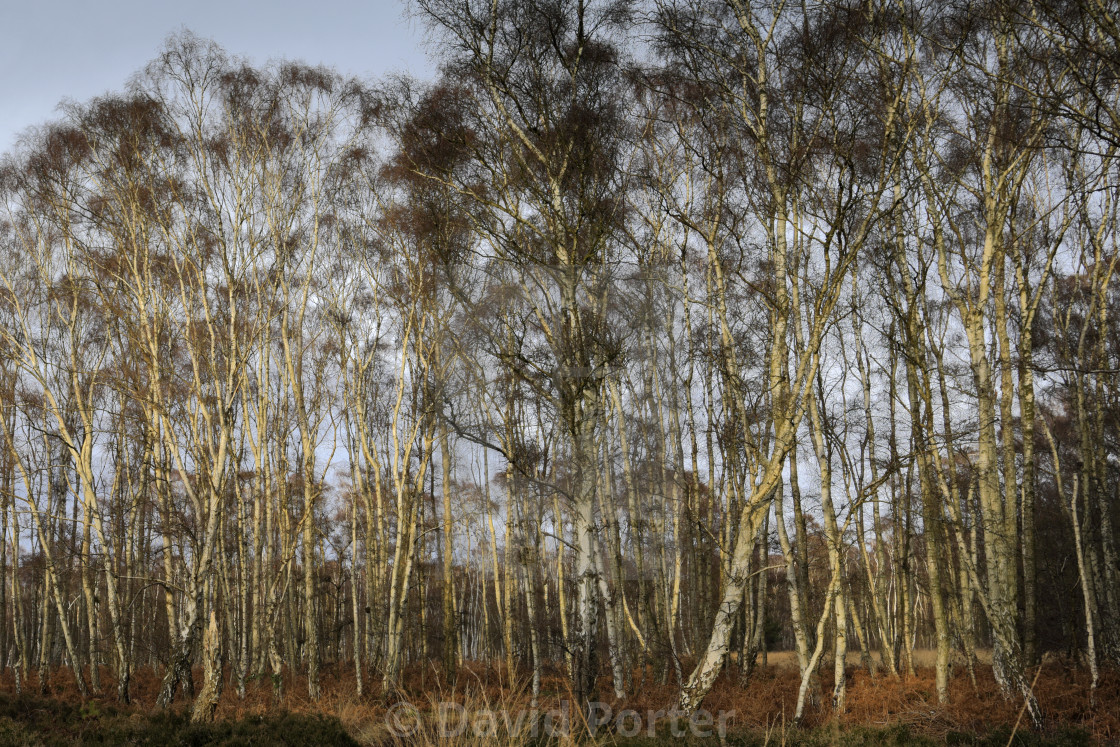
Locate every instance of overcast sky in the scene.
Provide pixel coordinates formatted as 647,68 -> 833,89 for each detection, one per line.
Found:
0,0 -> 433,154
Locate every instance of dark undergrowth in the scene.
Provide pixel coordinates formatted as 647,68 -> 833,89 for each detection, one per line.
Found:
606,723 -> 1095,745
0,698 -> 1096,747
0,693 -> 357,746
0,658 -> 1114,745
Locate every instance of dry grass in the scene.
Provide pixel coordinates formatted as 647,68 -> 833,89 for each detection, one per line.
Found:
0,652 -> 1115,744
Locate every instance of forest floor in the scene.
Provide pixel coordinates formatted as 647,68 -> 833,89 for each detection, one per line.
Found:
0,653 -> 1114,745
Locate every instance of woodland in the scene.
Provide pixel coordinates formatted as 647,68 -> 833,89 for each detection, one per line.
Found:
0,0 -> 1118,743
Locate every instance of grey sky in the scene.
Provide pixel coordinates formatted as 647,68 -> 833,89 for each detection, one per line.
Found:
0,0 -> 434,154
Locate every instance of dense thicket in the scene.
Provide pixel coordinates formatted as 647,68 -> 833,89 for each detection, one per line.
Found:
0,0 -> 1117,729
